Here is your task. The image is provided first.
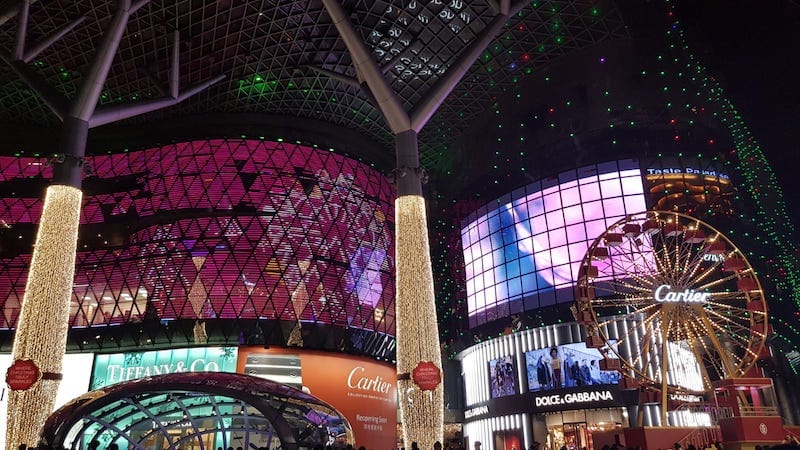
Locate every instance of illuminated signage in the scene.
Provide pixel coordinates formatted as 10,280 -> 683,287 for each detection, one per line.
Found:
534,390 -> 614,407
669,393 -> 703,403
654,285 -> 710,304
464,405 -> 489,419
645,167 -> 730,180
347,366 -> 393,393
91,347 -> 238,389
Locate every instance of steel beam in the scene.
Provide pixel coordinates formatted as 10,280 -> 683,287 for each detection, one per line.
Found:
13,0 -> 30,60
320,0 -> 410,133
170,30 -> 180,98
89,74 -> 225,128
69,0 -> 150,121
23,15 -> 87,63
0,55 -> 67,120
411,0 -> 523,131
306,65 -> 361,90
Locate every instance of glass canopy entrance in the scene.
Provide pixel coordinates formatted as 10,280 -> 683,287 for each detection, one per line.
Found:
40,372 -> 353,450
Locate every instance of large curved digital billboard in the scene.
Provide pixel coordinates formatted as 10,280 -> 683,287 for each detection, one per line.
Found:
461,160 -> 646,327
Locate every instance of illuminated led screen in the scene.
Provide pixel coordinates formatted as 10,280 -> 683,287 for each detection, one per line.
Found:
461,160 -> 646,326
488,355 -> 516,398
524,342 -> 620,392
0,140 -> 396,336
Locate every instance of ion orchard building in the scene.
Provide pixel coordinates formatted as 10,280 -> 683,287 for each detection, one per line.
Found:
1,1 -> 800,450
1,139 -> 396,348
0,140 -> 399,450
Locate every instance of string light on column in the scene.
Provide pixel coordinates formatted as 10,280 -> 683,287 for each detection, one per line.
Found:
395,195 -> 444,450
5,185 -> 82,450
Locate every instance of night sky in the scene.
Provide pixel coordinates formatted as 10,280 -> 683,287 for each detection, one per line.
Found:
677,0 -> 800,218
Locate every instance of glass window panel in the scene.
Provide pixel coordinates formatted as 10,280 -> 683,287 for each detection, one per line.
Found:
624,195 -> 647,213
483,270 -> 495,289
560,186 -> 580,206
603,197 -> 625,216
519,253 -> 535,275
585,219 -> 608,242
543,191 -> 562,212
508,277 -> 523,299
521,273 -> 539,293
506,258 -> 521,279
562,205 -> 584,228
494,282 -> 508,304
531,214 -> 547,233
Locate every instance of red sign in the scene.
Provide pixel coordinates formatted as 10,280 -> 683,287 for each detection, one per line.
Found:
6,358 -> 41,391
412,361 -> 441,391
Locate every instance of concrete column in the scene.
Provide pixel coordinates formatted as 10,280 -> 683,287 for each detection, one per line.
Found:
53,117 -> 89,187
395,130 -> 423,196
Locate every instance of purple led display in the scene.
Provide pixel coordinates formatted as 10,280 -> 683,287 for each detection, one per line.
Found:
461,160 -> 646,327
0,140 -> 396,335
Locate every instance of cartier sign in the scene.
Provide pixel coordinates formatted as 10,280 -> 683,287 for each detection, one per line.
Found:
654,285 -> 710,304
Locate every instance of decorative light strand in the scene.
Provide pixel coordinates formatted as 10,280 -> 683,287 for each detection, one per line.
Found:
6,185 -> 82,450
660,0 -> 800,352
395,195 -> 444,450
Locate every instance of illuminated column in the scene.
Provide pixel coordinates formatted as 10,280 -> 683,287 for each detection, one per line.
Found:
5,115 -> 87,450
317,1 -> 520,447
2,0 -> 223,445
394,130 -> 443,450
5,184 -> 82,449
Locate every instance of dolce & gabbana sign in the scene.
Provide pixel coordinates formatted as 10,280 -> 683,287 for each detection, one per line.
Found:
526,386 -> 633,413
464,405 -> 489,420
534,390 -> 614,407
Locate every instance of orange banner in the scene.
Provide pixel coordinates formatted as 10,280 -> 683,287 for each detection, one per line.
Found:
237,346 -> 397,450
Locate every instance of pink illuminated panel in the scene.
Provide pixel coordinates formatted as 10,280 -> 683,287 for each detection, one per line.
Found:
461,160 -> 646,327
0,140 -> 395,335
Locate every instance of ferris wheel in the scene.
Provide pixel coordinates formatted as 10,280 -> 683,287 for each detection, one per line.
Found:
575,211 -> 768,398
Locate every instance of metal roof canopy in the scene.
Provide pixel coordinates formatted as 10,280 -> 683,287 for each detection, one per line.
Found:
0,0 -> 628,173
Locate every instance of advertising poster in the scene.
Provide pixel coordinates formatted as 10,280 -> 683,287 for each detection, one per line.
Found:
488,355 -> 516,398
524,342 -> 620,392
237,346 -> 397,450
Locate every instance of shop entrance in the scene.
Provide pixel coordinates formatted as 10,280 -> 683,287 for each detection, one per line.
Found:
561,423 -> 587,450
546,422 -> 588,450
540,408 -> 625,450
139,427 -> 216,450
